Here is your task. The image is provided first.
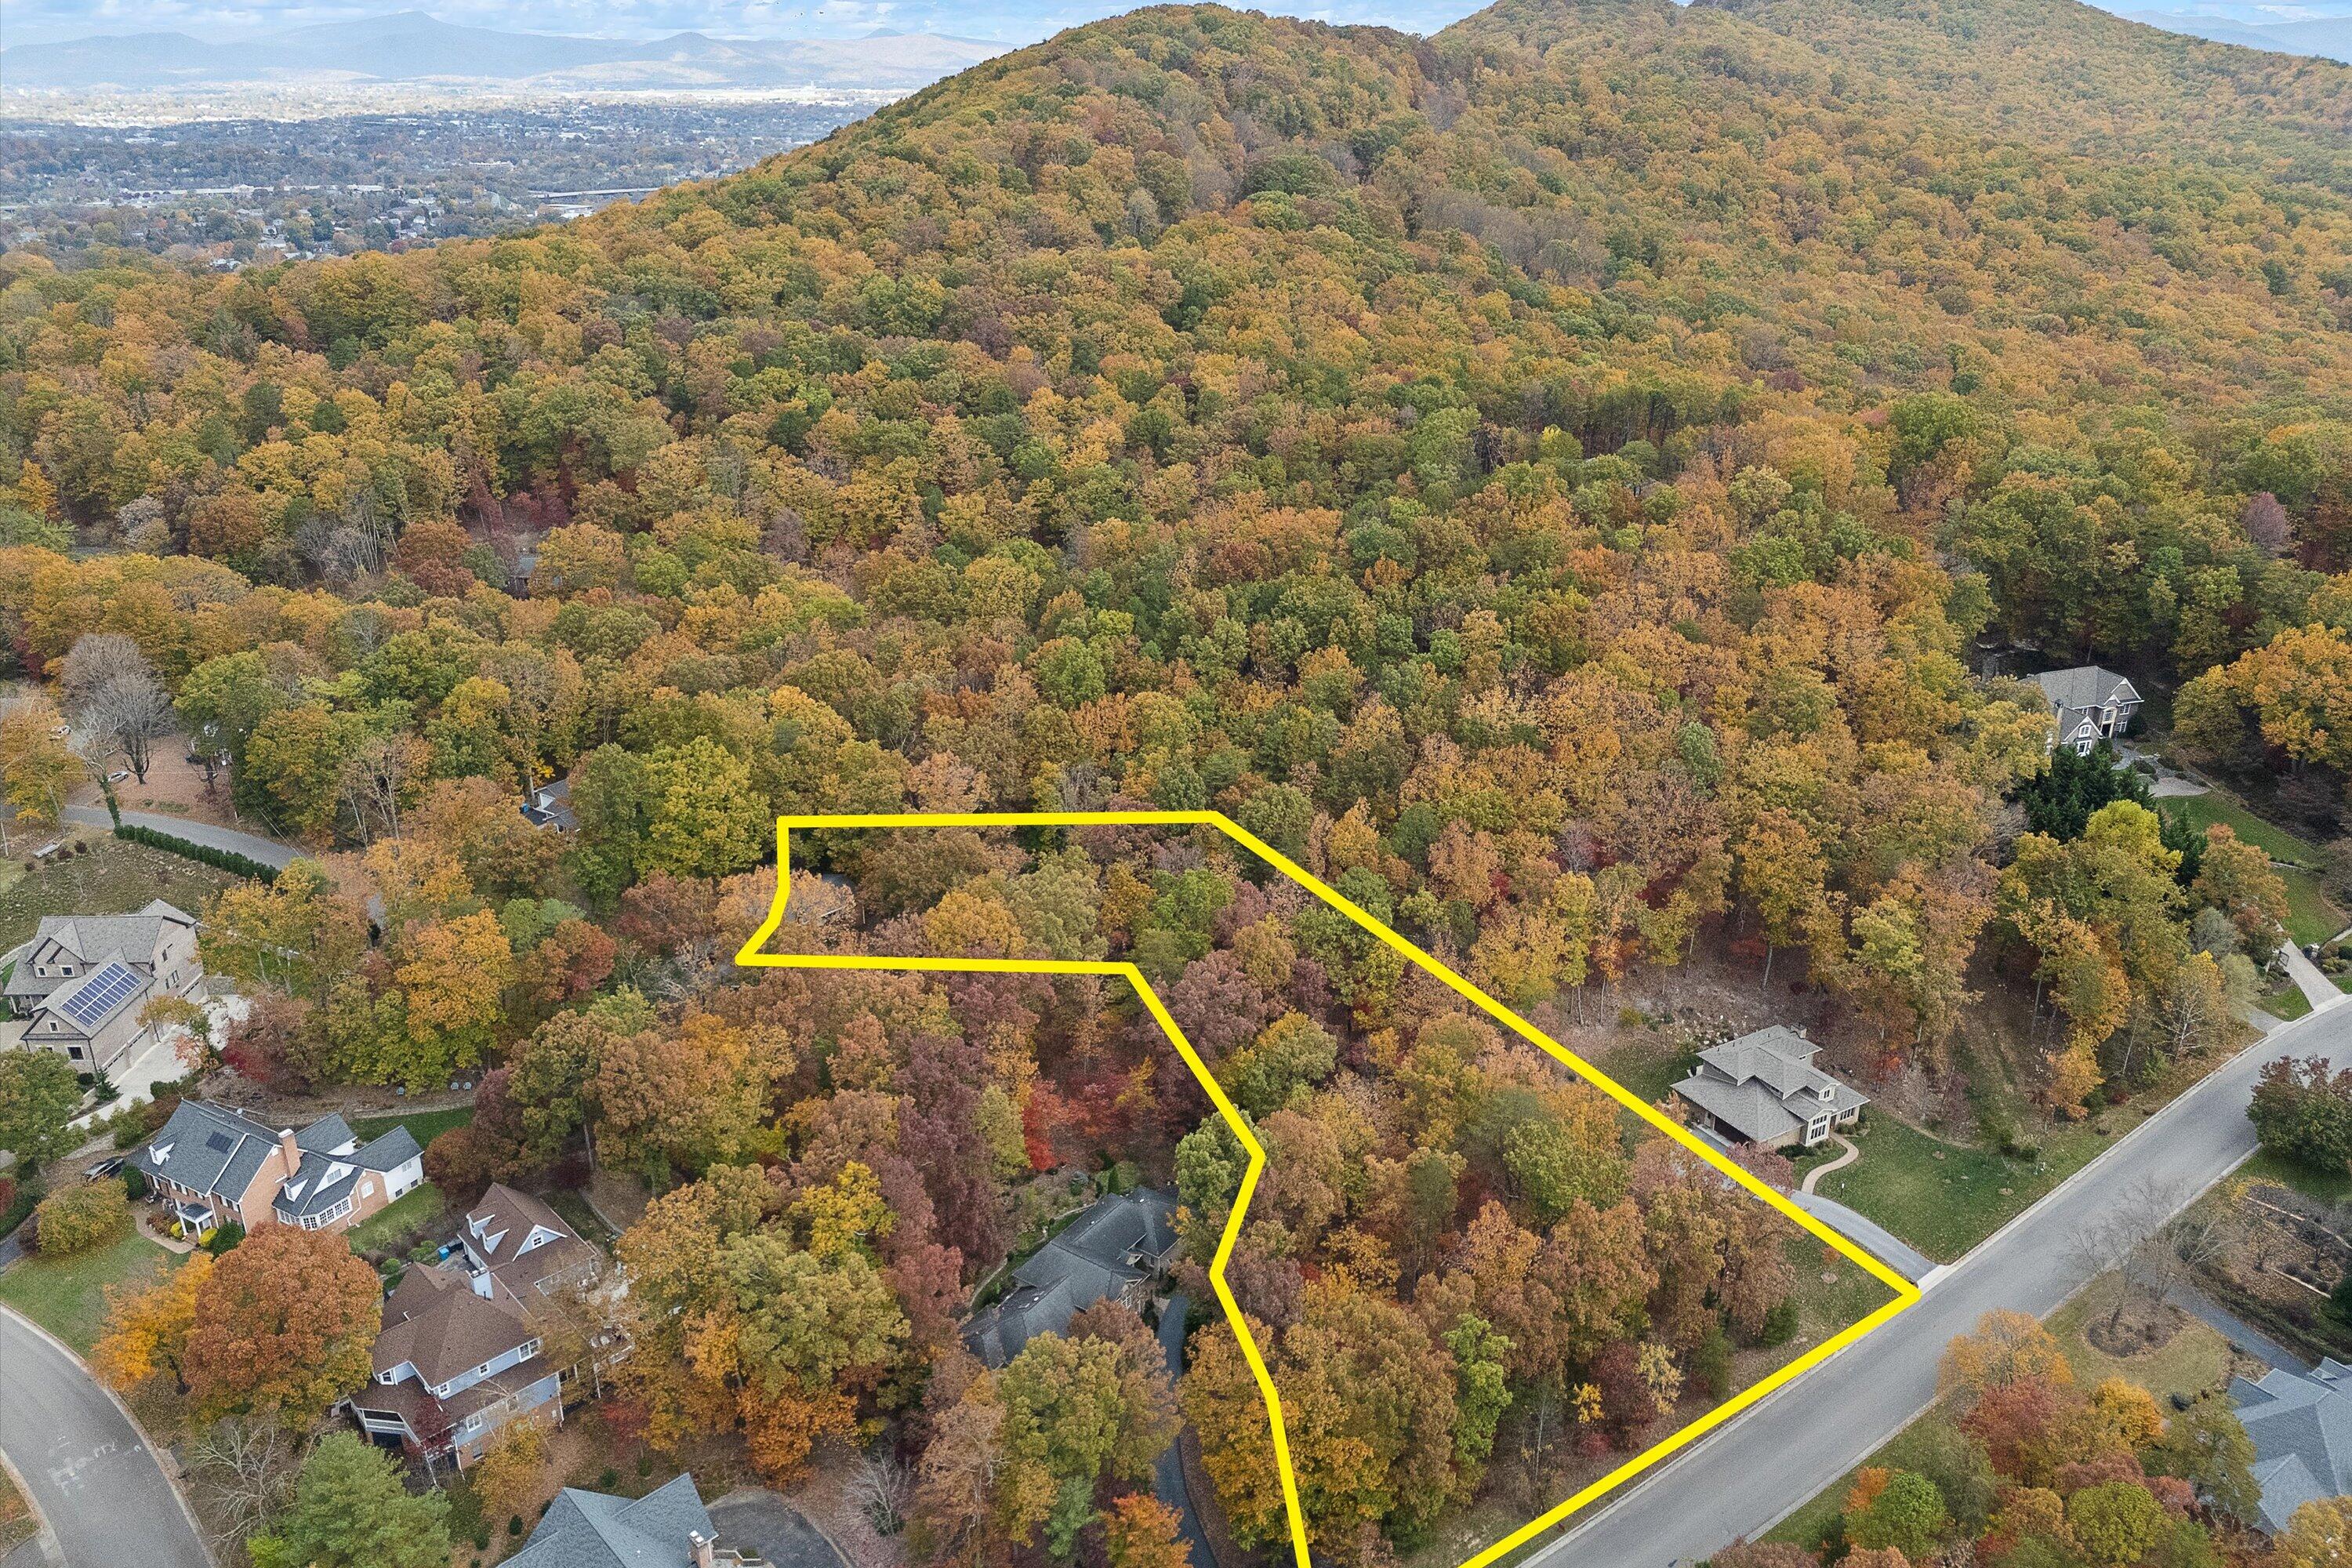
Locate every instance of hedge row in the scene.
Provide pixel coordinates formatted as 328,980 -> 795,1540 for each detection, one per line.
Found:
114,823 -> 279,883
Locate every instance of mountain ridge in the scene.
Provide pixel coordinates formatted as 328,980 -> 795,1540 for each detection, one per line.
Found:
0,12 -> 1005,93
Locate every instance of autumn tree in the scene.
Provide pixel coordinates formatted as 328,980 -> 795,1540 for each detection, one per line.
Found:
180,1225 -> 382,1422
93,1251 -> 215,1392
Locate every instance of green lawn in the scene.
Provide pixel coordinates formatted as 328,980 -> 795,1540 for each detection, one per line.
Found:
2158,794 -> 2345,947
346,1181 -> 445,1254
2260,976 -> 2315,1022
1587,1036 -> 1697,1105
0,1231 -> 181,1352
0,837 -> 239,953
2239,1147 -> 2352,1205
349,1105 -> 474,1146
1809,1114 -> 2066,1263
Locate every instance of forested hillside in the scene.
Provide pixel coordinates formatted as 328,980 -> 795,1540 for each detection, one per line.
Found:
2,0 -> 2349,1562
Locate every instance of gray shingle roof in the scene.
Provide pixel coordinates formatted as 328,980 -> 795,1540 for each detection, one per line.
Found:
2,901 -> 194,1004
964,1189 -> 1178,1366
1671,1025 -> 1868,1145
506,1473 -> 717,1568
2233,1357 -> 2352,1534
274,1123 -> 421,1220
132,1099 -> 285,1200
2031,666 -> 2140,725
132,1101 -> 417,1215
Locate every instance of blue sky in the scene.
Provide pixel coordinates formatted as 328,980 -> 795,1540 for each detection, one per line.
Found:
4,0 -> 2343,47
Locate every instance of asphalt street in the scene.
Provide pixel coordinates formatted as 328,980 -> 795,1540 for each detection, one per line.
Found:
60,807 -> 297,869
0,1306 -> 212,1568
1526,996 -> 2352,1568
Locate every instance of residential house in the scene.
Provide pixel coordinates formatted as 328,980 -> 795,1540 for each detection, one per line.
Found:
520,776 -> 575,831
2032,666 -> 2143,756
459,1183 -> 601,1298
2231,1358 -> 2352,1534
1671,1025 -> 1869,1151
506,1474 -> 766,1568
347,1188 -> 604,1472
3,900 -> 202,1071
349,1263 -> 564,1474
129,1101 -> 423,1240
964,1188 -> 1179,1367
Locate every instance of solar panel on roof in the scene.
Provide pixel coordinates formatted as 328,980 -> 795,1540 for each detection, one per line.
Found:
56,962 -> 140,1029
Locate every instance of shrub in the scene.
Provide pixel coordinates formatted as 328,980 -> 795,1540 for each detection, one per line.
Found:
1759,1299 -> 1800,1348
32,1182 -> 132,1256
205,1221 -> 245,1255
113,823 -> 277,883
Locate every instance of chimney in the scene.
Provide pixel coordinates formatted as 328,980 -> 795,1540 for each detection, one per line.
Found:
688,1530 -> 716,1568
278,1127 -> 300,1175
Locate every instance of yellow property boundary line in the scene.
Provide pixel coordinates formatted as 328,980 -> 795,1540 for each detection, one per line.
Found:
737,811 -> 1921,1568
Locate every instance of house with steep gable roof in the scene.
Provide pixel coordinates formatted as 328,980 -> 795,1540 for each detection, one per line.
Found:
3,899 -> 201,1070
348,1261 -> 564,1474
460,1182 -> 601,1298
506,1473 -> 767,1568
2033,666 -> 2143,756
964,1187 -> 1179,1367
2231,1356 -> 2352,1534
1671,1025 -> 1868,1151
129,1100 -> 423,1240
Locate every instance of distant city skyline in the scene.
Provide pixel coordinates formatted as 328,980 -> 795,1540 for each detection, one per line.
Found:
9,0 -> 2341,49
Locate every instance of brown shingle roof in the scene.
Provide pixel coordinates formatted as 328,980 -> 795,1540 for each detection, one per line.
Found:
373,1265 -> 535,1388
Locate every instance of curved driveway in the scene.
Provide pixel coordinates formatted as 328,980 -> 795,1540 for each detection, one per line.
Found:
0,1306 -> 212,1568
1528,996 -> 2352,1567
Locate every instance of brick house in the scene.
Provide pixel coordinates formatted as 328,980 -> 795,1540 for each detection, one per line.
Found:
129,1101 -> 423,1240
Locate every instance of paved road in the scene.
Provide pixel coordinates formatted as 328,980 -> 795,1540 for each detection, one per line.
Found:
1155,1294 -> 1214,1568
61,807 -> 297,870
0,1306 -> 212,1568
1529,995 -> 2352,1567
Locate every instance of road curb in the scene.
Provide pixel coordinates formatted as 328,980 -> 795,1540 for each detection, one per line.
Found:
0,1304 -> 216,1566
0,1425 -> 60,1568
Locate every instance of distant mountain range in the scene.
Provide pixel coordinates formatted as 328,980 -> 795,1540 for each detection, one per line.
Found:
0,10 -> 1004,93
2123,9 -> 2349,58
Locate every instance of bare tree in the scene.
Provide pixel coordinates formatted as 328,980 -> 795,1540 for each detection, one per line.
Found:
183,1417 -> 299,1550
850,1449 -> 911,1536
336,734 -> 425,845
61,633 -> 173,784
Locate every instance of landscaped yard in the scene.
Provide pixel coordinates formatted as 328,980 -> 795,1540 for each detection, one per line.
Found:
0,1231 -> 182,1352
2158,793 -> 2345,948
2260,975 -> 2315,1022
350,1105 -> 474,1146
2238,1147 -> 2352,1206
1809,1113 -> 2053,1263
347,1181 -> 445,1253
0,836 -> 240,954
